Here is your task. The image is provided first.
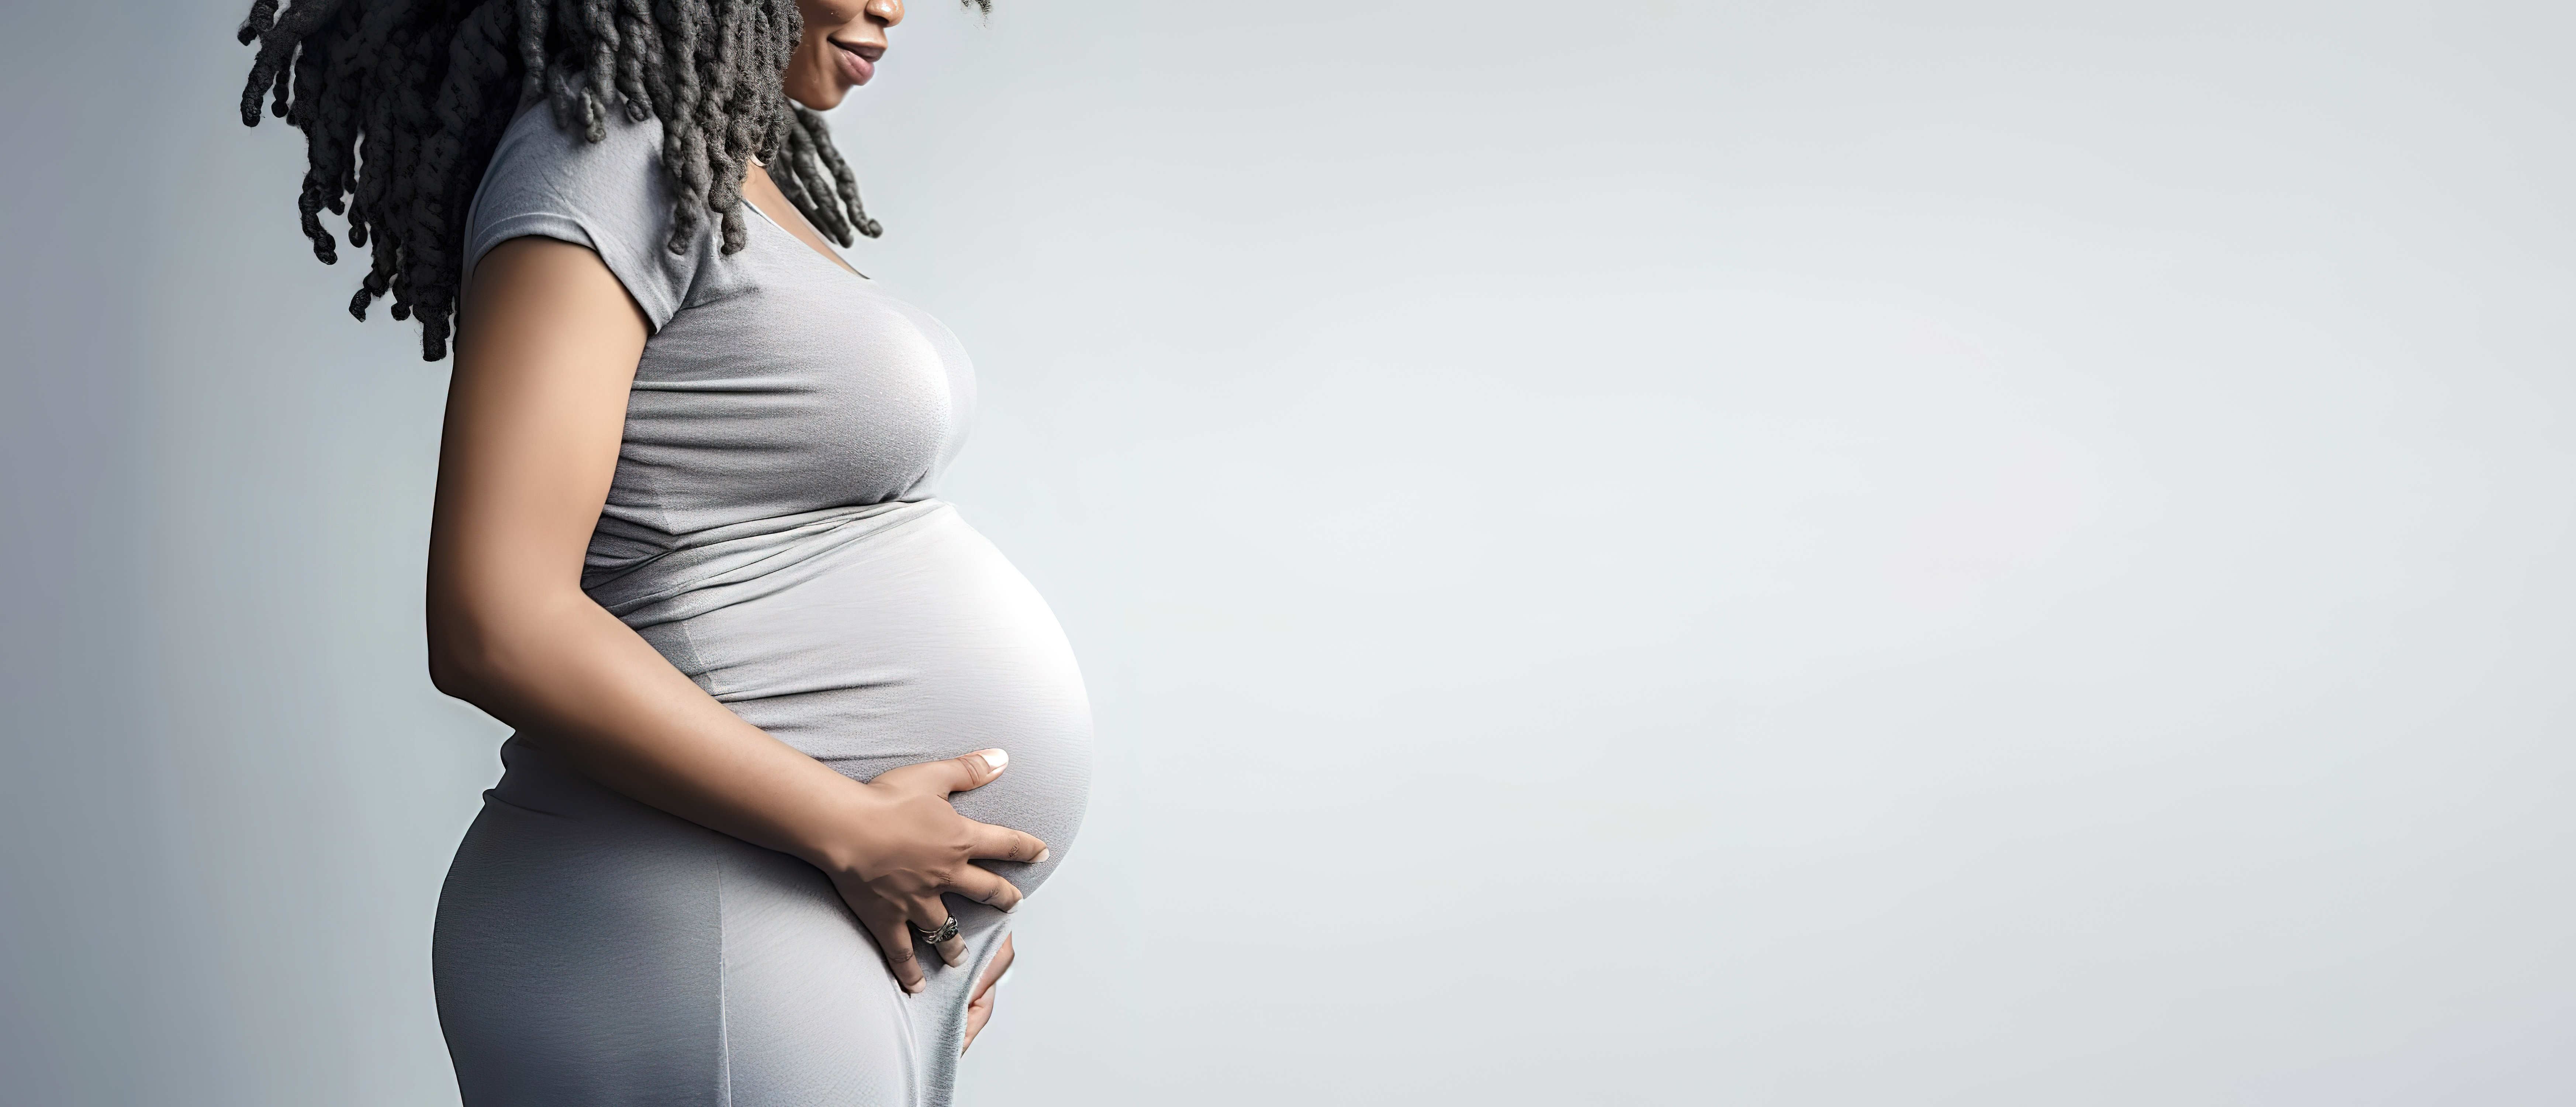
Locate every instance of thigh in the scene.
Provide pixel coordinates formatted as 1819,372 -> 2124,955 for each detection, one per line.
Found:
717,844 -> 923,1106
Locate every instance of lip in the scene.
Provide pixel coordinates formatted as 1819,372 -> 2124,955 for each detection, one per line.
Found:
830,38 -> 883,85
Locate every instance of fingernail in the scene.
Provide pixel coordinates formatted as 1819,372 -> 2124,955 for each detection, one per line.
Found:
974,748 -> 1008,773
1033,848 -> 1049,863
905,980 -> 924,994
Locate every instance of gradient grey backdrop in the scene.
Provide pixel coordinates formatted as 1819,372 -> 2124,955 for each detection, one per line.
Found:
6,2 -> 2574,1104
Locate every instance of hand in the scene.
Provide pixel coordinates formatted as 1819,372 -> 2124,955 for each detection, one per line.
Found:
810,749 -> 1048,994
962,933 -> 1014,1054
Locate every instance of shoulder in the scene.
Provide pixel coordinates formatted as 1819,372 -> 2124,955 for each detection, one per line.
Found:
466,99 -> 708,331
477,101 -> 667,213
467,101 -> 666,259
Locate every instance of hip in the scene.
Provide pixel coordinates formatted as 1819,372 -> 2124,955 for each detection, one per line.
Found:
434,739 -> 1011,1105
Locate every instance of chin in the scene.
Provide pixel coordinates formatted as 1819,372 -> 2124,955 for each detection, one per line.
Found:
790,82 -> 851,111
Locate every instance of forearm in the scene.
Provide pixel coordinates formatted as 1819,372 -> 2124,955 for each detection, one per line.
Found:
431,585 -> 869,871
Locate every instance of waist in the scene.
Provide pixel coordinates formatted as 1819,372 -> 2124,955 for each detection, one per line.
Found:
584,498 -> 950,630
481,732 -> 1084,899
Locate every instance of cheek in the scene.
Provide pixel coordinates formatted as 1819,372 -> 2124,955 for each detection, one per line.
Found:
795,14 -> 855,52
781,48 -> 824,96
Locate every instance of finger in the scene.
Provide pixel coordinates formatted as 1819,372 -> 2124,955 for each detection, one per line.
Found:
872,749 -> 1010,798
907,897 -> 968,968
962,936 -> 1012,1056
974,933 -> 1016,1001
945,863 -> 1025,913
961,986 -> 993,1054
962,819 -> 1050,865
855,902 -> 927,994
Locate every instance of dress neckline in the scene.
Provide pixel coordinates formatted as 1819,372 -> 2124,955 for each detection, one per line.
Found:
739,196 -> 873,283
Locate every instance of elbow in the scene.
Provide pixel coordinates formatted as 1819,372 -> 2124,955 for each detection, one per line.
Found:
425,621 -> 487,704
425,637 -> 479,703
425,602 -> 511,708
425,578 -> 586,713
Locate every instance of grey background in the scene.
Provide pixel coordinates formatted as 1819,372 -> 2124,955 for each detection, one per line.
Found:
5,1 -> 2573,1104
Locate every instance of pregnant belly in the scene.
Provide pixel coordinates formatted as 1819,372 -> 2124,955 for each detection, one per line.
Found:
633,504 -> 1095,895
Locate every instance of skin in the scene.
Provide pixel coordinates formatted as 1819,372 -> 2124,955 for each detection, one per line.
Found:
431,0 -> 1019,1056
746,0 -> 904,272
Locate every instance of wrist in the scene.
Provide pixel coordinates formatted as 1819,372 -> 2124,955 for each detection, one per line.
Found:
789,777 -> 891,877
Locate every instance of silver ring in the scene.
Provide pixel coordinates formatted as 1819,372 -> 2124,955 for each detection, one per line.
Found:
911,916 -> 960,945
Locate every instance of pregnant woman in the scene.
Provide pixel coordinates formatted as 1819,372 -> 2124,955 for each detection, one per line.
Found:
235,0 -> 1091,1103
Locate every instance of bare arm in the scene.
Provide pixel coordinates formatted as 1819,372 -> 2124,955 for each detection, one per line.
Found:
426,237 -> 1045,992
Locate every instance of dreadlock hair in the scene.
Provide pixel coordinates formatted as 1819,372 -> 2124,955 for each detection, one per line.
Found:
236,0 -> 936,361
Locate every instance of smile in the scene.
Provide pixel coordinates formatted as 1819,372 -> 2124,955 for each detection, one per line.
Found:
830,37 -> 883,85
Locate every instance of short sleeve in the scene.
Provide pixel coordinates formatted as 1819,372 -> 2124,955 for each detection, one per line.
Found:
463,102 -> 708,331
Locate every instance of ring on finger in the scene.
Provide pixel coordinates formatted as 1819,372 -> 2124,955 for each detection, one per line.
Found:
910,916 -> 960,945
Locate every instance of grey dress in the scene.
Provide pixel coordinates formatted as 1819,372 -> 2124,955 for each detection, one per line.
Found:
432,102 -> 1094,1107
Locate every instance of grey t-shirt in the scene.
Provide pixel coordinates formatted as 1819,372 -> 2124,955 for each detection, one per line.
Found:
445,101 -> 1093,1105
465,103 -> 976,631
